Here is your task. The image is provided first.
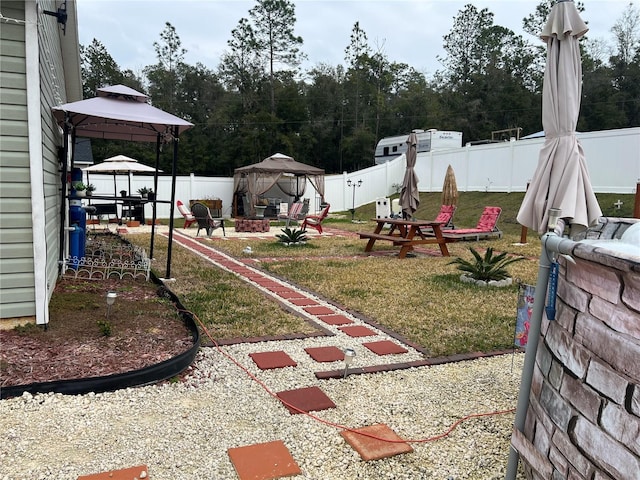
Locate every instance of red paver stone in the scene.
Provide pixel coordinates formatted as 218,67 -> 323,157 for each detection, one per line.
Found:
77,465 -> 148,480
232,269 -> 255,275
340,423 -> 413,461
266,284 -> 295,293
338,325 -> 377,337
249,351 -> 297,370
218,260 -> 239,267
227,440 -> 301,480
304,346 -> 345,362
288,298 -> 319,306
362,340 -> 409,355
276,290 -> 306,299
318,314 -> 353,325
303,306 -> 335,316
276,386 -> 336,414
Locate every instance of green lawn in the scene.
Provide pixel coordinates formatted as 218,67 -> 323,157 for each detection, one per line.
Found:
129,191 -> 635,356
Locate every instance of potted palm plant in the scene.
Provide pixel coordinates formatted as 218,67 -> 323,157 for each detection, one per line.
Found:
276,227 -> 308,246
85,183 -> 96,196
448,247 -> 524,287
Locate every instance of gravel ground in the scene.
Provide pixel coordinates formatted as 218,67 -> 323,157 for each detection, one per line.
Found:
1,340 -> 526,480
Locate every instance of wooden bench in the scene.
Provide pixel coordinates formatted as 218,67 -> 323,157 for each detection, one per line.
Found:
359,232 -> 411,245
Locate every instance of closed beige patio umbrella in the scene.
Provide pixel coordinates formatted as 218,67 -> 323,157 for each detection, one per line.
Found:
399,132 -> 420,219
516,0 -> 601,236
507,2 -> 602,477
441,164 -> 458,207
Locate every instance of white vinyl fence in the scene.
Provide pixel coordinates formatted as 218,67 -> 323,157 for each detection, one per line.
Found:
83,127 -> 639,218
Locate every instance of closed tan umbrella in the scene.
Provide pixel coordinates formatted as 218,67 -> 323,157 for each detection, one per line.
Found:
517,1 -> 601,236
441,164 -> 458,207
399,132 -> 420,219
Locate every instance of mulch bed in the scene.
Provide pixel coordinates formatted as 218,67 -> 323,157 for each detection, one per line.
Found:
0,277 -> 194,388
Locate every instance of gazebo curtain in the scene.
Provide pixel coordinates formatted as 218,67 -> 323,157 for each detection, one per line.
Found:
232,153 -> 325,217
235,172 -> 310,216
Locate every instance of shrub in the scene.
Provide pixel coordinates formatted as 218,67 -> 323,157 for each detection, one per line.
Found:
276,227 -> 308,245
448,247 -> 524,282
96,319 -> 112,337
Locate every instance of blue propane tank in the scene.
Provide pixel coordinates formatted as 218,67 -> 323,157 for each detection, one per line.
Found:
68,224 -> 82,269
69,199 -> 86,264
68,167 -> 87,269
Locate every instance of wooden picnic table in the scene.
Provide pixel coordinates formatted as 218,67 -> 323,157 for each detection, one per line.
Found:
358,218 -> 451,258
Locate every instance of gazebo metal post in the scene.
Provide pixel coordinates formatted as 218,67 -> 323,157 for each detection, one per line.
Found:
165,126 -> 179,279
149,133 -> 161,260
58,117 -> 70,275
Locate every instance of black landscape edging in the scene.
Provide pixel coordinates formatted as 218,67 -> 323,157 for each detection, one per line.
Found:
0,274 -> 200,400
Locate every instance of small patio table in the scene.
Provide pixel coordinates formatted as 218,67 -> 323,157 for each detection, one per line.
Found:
358,218 -> 450,258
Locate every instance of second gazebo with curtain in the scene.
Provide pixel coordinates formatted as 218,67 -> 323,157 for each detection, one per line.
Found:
232,153 -> 325,217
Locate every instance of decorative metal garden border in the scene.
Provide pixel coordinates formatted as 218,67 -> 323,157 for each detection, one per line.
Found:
64,234 -> 150,280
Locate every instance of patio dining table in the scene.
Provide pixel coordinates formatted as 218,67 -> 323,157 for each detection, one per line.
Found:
358,218 -> 451,258
84,195 -> 156,224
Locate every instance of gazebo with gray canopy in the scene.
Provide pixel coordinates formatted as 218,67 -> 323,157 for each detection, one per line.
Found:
52,84 -> 193,278
233,153 -> 325,217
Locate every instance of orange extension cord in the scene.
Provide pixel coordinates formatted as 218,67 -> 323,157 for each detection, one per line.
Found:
185,308 -> 516,444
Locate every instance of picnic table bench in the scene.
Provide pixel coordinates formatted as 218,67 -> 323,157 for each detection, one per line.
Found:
358,218 -> 451,258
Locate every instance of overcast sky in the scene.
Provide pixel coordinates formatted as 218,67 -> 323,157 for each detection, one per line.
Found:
76,0 -> 631,78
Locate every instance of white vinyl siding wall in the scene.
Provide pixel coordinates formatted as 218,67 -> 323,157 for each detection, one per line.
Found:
0,2 -> 36,318
0,0 -> 70,322
37,0 -> 68,322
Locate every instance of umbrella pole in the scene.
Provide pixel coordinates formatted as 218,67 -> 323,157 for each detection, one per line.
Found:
505,229 -> 575,480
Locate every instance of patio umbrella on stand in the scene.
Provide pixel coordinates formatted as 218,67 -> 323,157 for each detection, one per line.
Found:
399,132 -> 420,219
516,0 -> 601,237
507,2 -> 602,478
83,154 -> 158,198
441,164 -> 458,207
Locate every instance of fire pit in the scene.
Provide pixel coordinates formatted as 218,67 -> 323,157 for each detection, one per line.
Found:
235,218 -> 271,233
